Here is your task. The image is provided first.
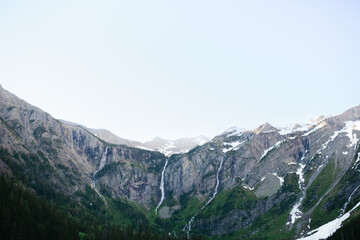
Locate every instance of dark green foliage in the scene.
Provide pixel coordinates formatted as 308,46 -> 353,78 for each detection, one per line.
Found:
0,116 -> 21,138
0,176 -> 82,240
210,198 -> 296,240
200,185 -> 258,218
147,158 -> 167,174
96,162 -> 122,178
0,147 -> 204,240
0,148 -> 67,202
153,195 -> 203,233
187,146 -> 201,155
0,176 -> 206,240
179,191 -> 194,210
310,149 -> 360,229
111,198 -> 149,228
280,173 -> 300,193
75,186 -> 104,212
303,159 -> 335,211
303,152 -> 322,186
33,125 -> 47,140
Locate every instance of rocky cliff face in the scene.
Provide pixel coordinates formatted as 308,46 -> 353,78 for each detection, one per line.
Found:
1,84 -> 360,239
0,85 -> 166,207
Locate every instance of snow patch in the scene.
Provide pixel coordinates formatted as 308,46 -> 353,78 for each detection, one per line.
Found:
222,140 -> 246,153
288,162 -> 306,225
297,201 -> 360,240
262,130 -> 277,133
194,136 -> 210,145
317,121 -> 360,153
278,123 -> 310,135
224,126 -> 245,137
343,121 -> 360,149
243,185 -> 255,191
297,163 -> 306,188
136,146 -> 153,151
287,162 -> 298,165
260,140 -> 286,160
302,121 -> 328,137
272,173 -> 284,185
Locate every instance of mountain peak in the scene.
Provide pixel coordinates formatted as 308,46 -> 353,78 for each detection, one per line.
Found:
254,122 -> 277,134
152,136 -> 166,141
223,126 -> 245,137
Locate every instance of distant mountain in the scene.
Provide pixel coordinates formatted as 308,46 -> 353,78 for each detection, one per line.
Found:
61,121 -> 210,156
140,136 -> 210,156
1,84 -> 360,240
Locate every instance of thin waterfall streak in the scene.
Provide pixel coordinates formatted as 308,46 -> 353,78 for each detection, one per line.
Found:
202,157 -> 224,209
93,146 -> 109,188
186,157 -> 225,238
92,147 -> 109,205
341,184 -> 360,215
155,158 -> 169,214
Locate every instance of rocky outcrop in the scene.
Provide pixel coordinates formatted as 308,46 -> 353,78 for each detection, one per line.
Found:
0,86 -> 166,207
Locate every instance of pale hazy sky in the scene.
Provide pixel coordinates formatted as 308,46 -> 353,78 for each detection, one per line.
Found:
1,1 -> 359,141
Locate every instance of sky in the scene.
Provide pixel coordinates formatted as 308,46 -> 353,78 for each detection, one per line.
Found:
0,1 -> 359,142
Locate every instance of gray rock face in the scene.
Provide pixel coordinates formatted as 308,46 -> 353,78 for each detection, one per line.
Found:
0,86 -> 166,207
1,85 -> 360,238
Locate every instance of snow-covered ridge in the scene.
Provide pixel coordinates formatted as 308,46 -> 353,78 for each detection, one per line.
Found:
224,126 -> 245,137
142,135 -> 211,156
225,115 -> 330,138
277,116 -> 329,136
302,121 -> 328,137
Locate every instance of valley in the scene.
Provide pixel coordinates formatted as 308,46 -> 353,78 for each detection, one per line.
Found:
1,84 -> 360,240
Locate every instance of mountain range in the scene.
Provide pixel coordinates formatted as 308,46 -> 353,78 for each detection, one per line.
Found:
59,121 -> 210,157
0,83 -> 359,240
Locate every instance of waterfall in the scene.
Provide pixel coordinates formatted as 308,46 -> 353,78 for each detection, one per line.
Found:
340,183 -> 360,215
93,146 -> 109,188
186,215 -> 197,239
202,157 -> 224,210
155,158 -> 169,214
185,157 -> 224,238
